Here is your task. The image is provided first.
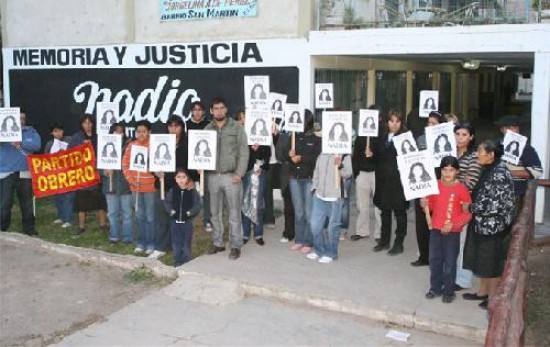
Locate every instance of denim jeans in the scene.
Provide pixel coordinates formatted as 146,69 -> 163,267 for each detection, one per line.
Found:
242,170 -> 267,240
289,178 -> 313,246
54,192 -> 74,224
310,195 -> 343,259
208,173 -> 243,249
0,173 -> 35,235
154,191 -> 171,251
105,193 -> 133,242
133,191 -> 156,250
170,220 -> 193,266
429,230 -> 460,296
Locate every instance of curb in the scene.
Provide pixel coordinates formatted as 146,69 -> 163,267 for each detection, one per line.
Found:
2,232 -> 485,343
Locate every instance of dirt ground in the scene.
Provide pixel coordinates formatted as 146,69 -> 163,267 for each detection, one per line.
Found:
0,240 -> 166,347
525,246 -> 550,347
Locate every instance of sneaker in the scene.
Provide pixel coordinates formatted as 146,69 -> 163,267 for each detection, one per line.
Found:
243,238 -> 249,245
229,248 -> 241,260
52,219 -> 63,224
306,252 -> 319,260
205,223 -> 213,232
300,246 -> 312,254
425,291 -> 442,299
61,222 -> 72,228
133,247 -> 144,254
207,245 -> 226,255
255,238 -> 265,246
145,249 -> 154,255
290,243 -> 304,251
280,237 -> 290,243
318,256 -> 334,264
442,294 -> 456,303
148,250 -> 166,259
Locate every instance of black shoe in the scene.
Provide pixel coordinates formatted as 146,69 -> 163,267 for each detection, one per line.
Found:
229,248 -> 241,259
388,243 -> 404,255
374,238 -> 380,244
207,245 -> 226,255
373,243 -> 389,252
74,227 -> 85,235
479,299 -> 488,309
462,293 -> 488,301
425,291 -> 442,299
255,238 -> 265,246
243,238 -> 249,245
410,259 -> 429,267
442,294 -> 456,303
453,284 -> 465,292
350,235 -> 367,241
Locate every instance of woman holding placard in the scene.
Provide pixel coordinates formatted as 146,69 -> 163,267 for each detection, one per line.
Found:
69,114 -> 108,235
373,110 -> 409,255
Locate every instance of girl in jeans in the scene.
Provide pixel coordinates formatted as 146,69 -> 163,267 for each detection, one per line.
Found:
102,123 -> 133,243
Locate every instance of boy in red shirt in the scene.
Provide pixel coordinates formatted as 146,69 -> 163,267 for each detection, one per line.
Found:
421,156 -> 472,303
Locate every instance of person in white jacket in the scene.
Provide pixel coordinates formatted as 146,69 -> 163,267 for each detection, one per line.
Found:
306,153 -> 353,264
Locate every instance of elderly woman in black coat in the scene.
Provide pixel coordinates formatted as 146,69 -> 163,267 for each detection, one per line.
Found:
462,139 -> 516,310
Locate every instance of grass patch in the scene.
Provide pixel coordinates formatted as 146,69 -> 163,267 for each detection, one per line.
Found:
4,196 -> 215,266
123,266 -> 157,284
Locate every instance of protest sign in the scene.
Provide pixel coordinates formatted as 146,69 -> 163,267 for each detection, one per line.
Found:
315,83 -> 334,109
27,142 -> 100,198
502,130 -> 527,165
188,130 -> 217,171
284,103 -> 304,133
322,111 -> 352,154
397,150 -> 439,201
419,90 -> 439,118
96,102 -> 119,134
269,92 -> 287,128
149,134 -> 176,172
392,131 -> 418,156
129,145 -> 149,172
0,107 -> 22,142
358,109 -> 379,137
97,134 -> 123,170
245,110 -> 272,146
244,75 -> 270,111
426,122 -> 457,167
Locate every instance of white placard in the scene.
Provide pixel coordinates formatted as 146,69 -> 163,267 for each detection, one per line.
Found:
426,122 -> 457,167
322,111 -> 352,154
0,107 -> 22,142
315,83 -> 334,109
244,75 -> 270,111
392,131 -> 418,156
50,139 -> 68,154
397,151 -> 440,201
268,92 -> 287,127
129,145 -> 149,172
97,134 -> 123,170
358,109 -> 379,137
149,134 -> 176,172
96,102 -> 119,135
502,130 -> 527,165
245,110 -> 272,146
284,103 -> 304,133
188,130 -> 217,171
419,90 -> 439,118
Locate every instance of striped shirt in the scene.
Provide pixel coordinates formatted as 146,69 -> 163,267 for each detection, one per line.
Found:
457,150 -> 482,192
122,140 -> 157,193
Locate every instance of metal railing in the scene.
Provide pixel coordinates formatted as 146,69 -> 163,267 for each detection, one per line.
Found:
318,0 -> 550,30
484,181 -> 537,347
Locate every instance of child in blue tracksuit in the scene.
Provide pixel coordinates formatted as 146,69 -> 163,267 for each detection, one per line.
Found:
164,168 -> 201,267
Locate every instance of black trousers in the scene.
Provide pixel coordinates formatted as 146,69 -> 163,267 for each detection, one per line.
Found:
380,209 -> 407,246
282,185 -> 295,240
414,199 -> 430,263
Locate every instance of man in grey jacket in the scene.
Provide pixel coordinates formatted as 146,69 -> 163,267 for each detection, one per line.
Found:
205,97 -> 249,259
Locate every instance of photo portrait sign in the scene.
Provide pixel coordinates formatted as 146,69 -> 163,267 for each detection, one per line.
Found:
397,151 -> 439,201
27,142 -> 100,198
269,92 -> 287,125
502,130 -> 527,166
322,111 -> 352,154
419,90 -> 439,118
50,138 -> 69,154
129,145 -> 149,172
358,109 -> 379,137
315,83 -> 334,109
284,103 -> 304,133
97,134 -> 123,170
0,107 -> 22,142
393,131 -> 418,156
96,102 -> 119,135
160,0 -> 258,21
426,122 -> 457,167
244,75 -> 270,111
188,130 -> 217,171
149,134 -> 176,172
245,110 -> 272,146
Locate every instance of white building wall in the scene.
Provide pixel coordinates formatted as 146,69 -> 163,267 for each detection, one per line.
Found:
1,0 -> 313,47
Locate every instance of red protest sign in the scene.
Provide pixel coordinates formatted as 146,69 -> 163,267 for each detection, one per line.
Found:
27,142 -> 100,198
